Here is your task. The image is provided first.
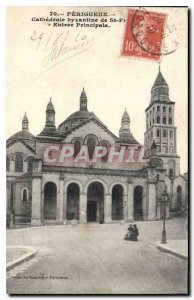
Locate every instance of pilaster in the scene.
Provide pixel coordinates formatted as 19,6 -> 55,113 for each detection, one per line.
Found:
123,194 -> 128,222
63,191 -> 67,224
31,176 -> 42,226
104,193 -> 112,223
127,181 -> 134,221
79,193 -> 87,224
148,181 -> 157,220
57,174 -> 64,223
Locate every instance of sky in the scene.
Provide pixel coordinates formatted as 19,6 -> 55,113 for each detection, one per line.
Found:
7,6 -> 188,173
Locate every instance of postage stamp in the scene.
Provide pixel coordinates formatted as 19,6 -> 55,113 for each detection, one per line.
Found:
121,8 -> 166,61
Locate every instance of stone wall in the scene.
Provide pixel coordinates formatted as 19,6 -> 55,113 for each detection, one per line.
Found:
13,180 -> 32,223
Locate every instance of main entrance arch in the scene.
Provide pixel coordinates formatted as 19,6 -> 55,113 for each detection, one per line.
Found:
67,183 -> 80,220
134,186 -> 143,221
44,182 -> 57,220
112,185 -> 123,220
87,182 -> 104,222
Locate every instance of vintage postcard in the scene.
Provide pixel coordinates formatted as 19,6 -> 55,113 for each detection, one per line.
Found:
6,6 -> 188,295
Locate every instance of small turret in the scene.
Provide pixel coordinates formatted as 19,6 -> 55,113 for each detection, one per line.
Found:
37,97 -> 60,138
46,98 -> 55,126
80,88 -> 87,111
22,113 -> 29,130
119,109 -> 138,144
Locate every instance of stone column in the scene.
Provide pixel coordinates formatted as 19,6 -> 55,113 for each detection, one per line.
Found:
58,174 -> 64,224
63,191 -> 67,224
127,182 -> 134,221
31,177 -> 42,226
96,201 -> 100,222
142,192 -> 147,220
79,193 -> 87,224
148,182 -> 157,220
104,193 -> 112,223
40,188 -> 44,223
123,194 -> 128,222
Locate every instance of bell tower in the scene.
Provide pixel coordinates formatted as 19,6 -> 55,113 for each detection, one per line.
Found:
144,68 -> 180,178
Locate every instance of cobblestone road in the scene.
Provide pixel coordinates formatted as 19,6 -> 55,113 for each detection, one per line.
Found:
7,217 -> 188,294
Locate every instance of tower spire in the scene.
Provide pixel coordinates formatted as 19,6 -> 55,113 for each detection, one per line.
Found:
151,68 -> 169,102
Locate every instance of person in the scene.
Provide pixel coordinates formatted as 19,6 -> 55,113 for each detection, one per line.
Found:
132,224 -> 139,241
124,224 -> 134,240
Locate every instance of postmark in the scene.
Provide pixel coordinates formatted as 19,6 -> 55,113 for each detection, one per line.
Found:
121,8 -> 180,61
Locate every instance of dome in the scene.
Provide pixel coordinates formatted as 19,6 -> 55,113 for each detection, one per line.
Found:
58,110 -> 91,134
58,88 -> 107,135
66,110 -> 91,121
7,130 -> 35,142
7,113 -> 35,146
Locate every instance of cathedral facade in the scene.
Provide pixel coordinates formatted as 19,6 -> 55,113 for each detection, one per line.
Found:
6,70 -> 188,227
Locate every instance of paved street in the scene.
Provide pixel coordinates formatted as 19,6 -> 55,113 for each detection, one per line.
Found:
7,217 -> 188,294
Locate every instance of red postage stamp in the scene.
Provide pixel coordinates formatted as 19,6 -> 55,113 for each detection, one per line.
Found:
122,8 -> 166,61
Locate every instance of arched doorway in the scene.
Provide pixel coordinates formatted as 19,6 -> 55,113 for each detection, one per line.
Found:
112,185 -> 123,220
44,182 -> 57,220
134,186 -> 143,220
87,182 -> 104,222
177,185 -> 182,208
67,183 -> 80,220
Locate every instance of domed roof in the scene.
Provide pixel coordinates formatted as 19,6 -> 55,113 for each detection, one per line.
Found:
7,130 -> 35,142
7,113 -> 35,143
65,110 -> 91,121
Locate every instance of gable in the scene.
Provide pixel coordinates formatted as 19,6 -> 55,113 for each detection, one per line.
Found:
62,119 -> 118,145
6,140 -> 36,159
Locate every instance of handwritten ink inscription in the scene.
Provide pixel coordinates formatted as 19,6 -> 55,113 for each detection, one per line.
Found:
30,31 -> 94,75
